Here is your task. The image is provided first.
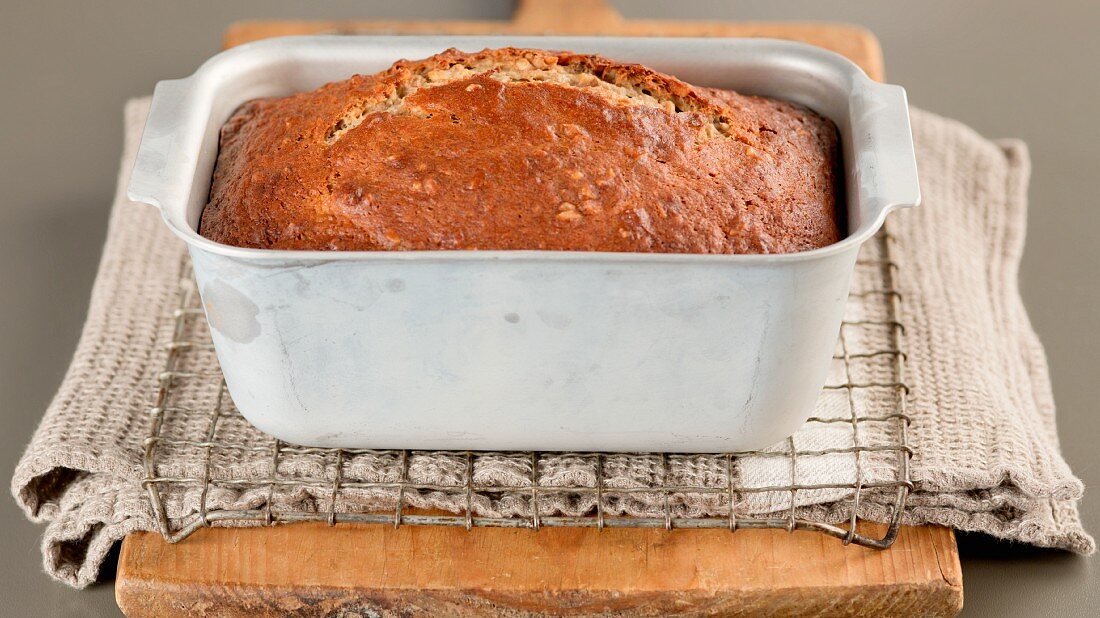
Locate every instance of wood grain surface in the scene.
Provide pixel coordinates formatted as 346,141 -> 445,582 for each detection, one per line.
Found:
223,0 -> 883,82
117,522 -> 961,617
116,2 -> 960,615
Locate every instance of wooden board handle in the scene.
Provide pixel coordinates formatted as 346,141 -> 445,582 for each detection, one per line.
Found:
513,0 -> 624,31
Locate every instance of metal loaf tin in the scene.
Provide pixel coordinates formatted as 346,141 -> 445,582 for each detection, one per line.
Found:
128,36 -> 919,452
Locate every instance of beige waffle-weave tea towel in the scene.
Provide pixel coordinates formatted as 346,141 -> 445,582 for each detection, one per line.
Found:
11,99 -> 1094,588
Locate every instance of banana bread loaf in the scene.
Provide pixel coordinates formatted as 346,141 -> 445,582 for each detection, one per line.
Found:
200,47 -> 841,253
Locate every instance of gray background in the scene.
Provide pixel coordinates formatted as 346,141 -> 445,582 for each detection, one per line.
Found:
1,1 -> 1096,615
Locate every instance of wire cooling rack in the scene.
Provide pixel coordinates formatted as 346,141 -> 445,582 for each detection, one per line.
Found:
142,231 -> 912,548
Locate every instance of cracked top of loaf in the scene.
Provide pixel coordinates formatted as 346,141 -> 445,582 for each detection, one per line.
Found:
200,47 -> 841,253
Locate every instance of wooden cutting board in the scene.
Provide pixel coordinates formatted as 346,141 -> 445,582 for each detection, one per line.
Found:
117,522 -> 960,617
115,2 -> 962,616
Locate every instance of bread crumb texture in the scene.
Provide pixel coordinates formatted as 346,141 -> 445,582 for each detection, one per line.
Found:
201,47 -> 841,253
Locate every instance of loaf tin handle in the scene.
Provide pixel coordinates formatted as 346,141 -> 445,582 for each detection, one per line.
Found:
856,83 -> 922,222
127,78 -> 201,213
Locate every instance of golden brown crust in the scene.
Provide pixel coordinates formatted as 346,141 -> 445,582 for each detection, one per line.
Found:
200,47 -> 841,253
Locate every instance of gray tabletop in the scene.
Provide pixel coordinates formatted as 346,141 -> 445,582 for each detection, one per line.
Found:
1,1 -> 1096,616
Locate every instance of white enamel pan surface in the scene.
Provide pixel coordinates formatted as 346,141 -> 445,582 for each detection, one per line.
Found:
128,36 -> 919,452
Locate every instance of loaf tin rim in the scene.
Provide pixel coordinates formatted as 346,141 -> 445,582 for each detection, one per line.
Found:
129,35 -> 920,265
